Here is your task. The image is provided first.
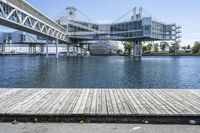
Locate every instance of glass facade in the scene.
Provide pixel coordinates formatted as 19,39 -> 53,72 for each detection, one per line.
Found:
67,17 -> 174,41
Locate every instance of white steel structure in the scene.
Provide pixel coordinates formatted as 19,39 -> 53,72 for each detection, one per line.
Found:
0,0 -> 69,43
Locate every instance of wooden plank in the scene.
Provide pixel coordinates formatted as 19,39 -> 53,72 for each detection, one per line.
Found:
50,89 -> 71,114
60,89 -> 78,114
35,90 -> 61,114
43,90 -> 67,114
163,90 -> 199,114
96,89 -> 102,115
138,89 -> 163,115
108,89 -> 120,115
72,89 -> 87,114
148,89 -> 181,114
145,89 -> 175,115
67,89 -> 83,114
25,89 -> 56,114
127,89 -> 149,114
133,89 -> 155,114
1,89 -> 37,113
116,89 -> 131,115
105,89 -> 114,115
120,89 -> 138,114
7,89 -> 47,113
112,89 -> 126,115
157,90 -> 195,114
89,89 -> 97,115
77,89 -> 90,114
20,89 -> 53,113
0,89 -> 199,117
101,89 -> 108,115
84,89 -> 94,114
175,90 -> 200,109
0,89 -> 22,99
0,89 -> 26,108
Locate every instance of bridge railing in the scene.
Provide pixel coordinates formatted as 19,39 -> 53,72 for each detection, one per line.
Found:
0,0 -> 69,43
7,0 -> 66,33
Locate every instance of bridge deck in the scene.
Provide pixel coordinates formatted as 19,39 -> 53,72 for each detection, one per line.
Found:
0,89 -> 200,123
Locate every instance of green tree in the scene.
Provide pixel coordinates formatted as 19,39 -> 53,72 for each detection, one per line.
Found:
192,41 -> 200,53
181,46 -> 187,52
142,46 -> 148,53
160,42 -> 169,53
117,49 -> 123,55
146,44 -> 153,53
187,45 -> 191,50
154,43 -> 159,53
123,42 -> 133,56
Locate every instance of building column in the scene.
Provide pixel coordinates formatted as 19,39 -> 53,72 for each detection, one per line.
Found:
29,44 -> 32,55
40,44 -> 44,55
133,40 -> 142,58
33,45 -> 36,55
76,46 -> 79,56
67,45 -> 70,56
73,45 -> 76,56
46,41 -> 49,57
80,44 -> 83,56
84,45 -> 87,55
56,38 -> 58,58
0,44 -> 2,54
2,44 -> 5,54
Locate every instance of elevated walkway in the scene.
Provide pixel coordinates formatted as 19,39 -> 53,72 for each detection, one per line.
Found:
0,0 -> 69,43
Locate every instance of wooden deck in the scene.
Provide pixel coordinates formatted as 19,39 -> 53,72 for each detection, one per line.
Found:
0,89 -> 200,123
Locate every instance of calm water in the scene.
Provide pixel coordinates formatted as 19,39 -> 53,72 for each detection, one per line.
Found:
0,55 -> 200,88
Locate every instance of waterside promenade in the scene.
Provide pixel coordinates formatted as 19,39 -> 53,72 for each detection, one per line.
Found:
0,89 -> 200,124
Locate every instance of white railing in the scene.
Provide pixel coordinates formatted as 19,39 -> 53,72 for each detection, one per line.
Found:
0,0 -> 69,43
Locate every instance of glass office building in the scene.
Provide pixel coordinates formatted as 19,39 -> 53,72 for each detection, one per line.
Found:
64,17 -> 174,42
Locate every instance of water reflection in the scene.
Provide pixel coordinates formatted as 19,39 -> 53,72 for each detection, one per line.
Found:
0,56 -> 200,89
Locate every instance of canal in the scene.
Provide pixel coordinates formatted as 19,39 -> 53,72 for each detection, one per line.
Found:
0,56 -> 199,88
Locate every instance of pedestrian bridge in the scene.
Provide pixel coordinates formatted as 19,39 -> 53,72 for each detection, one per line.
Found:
0,0 -> 69,43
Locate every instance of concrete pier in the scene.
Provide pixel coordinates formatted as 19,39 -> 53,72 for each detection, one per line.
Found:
76,46 -> 79,56
67,45 -> 70,56
0,89 -> 200,124
46,43 -> 49,57
73,45 -> 76,56
80,44 -> 83,56
133,41 -> 142,58
56,39 -> 58,58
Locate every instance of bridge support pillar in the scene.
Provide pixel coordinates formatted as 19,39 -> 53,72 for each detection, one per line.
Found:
80,44 -> 83,56
29,44 -> 32,55
33,45 -> 36,55
56,39 -> 58,58
1,44 -> 5,55
73,45 -> 76,56
40,44 -> 45,55
133,41 -> 142,58
67,45 -> 70,56
46,42 -> 49,57
84,45 -> 87,55
76,46 -> 79,56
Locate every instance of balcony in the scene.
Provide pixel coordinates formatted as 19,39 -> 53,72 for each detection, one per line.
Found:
176,25 -> 182,29
176,29 -> 181,33
176,35 -> 181,38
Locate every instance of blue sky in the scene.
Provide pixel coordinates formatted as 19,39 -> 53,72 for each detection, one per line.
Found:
1,0 -> 200,45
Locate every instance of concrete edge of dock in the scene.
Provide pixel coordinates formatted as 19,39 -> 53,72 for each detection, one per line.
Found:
0,114 -> 199,125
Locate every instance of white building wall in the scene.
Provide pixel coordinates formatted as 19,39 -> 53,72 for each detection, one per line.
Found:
1,44 -> 82,55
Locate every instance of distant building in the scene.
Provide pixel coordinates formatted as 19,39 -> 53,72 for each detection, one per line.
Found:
0,31 -> 42,44
0,31 -> 72,55
90,40 -> 119,55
